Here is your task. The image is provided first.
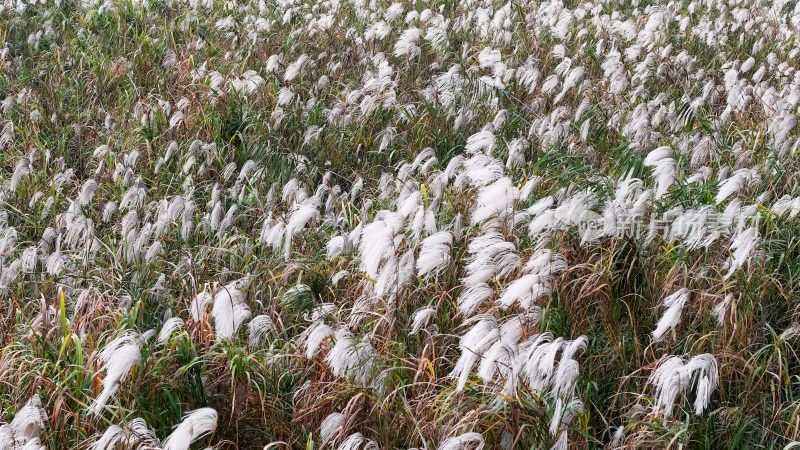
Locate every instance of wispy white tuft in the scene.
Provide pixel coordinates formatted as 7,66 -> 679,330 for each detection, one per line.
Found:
713,293 -> 734,325
248,314 -> 275,347
723,227 -> 760,280
652,288 -> 691,341
457,283 -> 493,318
162,408 -> 218,450
211,284 -> 251,340
189,290 -> 213,322
416,231 -> 452,278
438,432 -> 485,450
157,317 -> 184,344
465,129 -> 496,155
643,147 -> 677,199
320,412 -> 345,443
471,177 -> 519,225
647,353 -> 718,417
89,332 -> 144,415
325,328 -> 378,385
410,306 -> 437,334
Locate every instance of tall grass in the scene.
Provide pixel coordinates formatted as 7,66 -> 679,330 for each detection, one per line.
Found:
0,0 -> 800,448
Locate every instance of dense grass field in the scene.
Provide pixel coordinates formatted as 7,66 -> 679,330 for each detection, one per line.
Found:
2,0 -> 800,447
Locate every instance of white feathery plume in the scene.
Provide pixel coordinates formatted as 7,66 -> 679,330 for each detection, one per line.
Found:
718,198 -> 742,227
337,433 -> 378,450
161,408 -> 218,450
0,424 -> 12,449
450,315 -> 499,391
284,54 -> 309,82
477,335 -> 517,385
327,235 -> 346,260
0,121 -> 15,150
90,424 -> 126,450
46,251 -> 67,277
652,288 -> 691,341
551,338 -> 588,407
523,249 -> 568,277
320,412 -> 345,442
325,328 -> 377,385
393,27 -> 422,58
438,432 -> 484,450
211,283 -> 251,340
88,332 -> 144,414
29,191 -> 44,209
690,137 -> 714,167
2,395 -> 48,448
552,191 -> 597,230
713,293 -> 734,325
230,70 -> 265,96
283,203 -> 320,258
478,47 -> 501,69
462,232 -> 520,285
715,169 -> 751,204
522,196 -> 555,230
647,353 -> 718,417
260,218 -> 286,252
643,146 -> 677,199
455,154 -> 504,188
157,317 -> 184,344
549,398 -> 585,445
457,283 -> 493,317
301,320 -> 334,358
38,227 -> 56,254
443,155 -> 464,181
304,304 -> 336,323
771,195 -> 794,216
492,110 -> 509,130
465,129 -> 496,155
265,54 -> 283,73
478,310 -> 542,385
496,274 -> 552,310
471,177 -> 519,225
779,323 -> 800,342
189,289 -> 213,322
0,260 -> 20,292
714,169 -> 761,205
168,111 -> 184,129
378,126 -> 396,152
78,179 -> 99,205
686,167 -> 713,184
144,240 -> 162,264
398,190 -> 422,219
723,227 -> 760,280
119,178 -> 146,211
554,66 -> 584,104
128,417 -> 159,447
247,314 -> 275,347
18,437 -> 45,450
507,138 -> 529,168
541,74 -> 560,95
90,417 -> 158,450
331,270 -> 350,286
120,211 -> 138,238
550,430 -> 568,450
372,251 -> 403,297
416,231 -> 452,278
686,354 -> 719,415
21,246 -> 37,273
358,218 -> 397,278
410,306 -> 437,334
10,160 -> 30,192
518,333 -> 563,393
